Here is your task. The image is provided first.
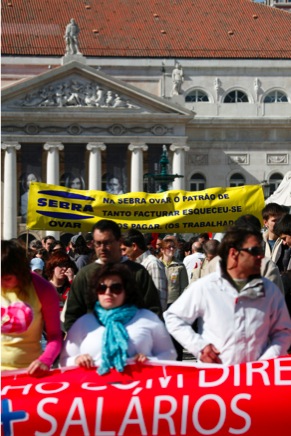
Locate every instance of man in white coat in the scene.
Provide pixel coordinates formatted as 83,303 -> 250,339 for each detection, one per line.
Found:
164,226 -> 291,365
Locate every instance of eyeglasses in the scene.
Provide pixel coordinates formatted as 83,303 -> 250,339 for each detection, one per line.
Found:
238,246 -> 264,257
96,283 -> 124,295
93,240 -> 116,248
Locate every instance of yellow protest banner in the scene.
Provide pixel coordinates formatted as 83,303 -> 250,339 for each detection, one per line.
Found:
27,183 -> 265,234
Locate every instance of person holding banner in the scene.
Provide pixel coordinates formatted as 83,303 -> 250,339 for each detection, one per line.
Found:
60,263 -> 177,372
1,240 -> 63,377
164,226 -> 291,365
64,219 -> 162,331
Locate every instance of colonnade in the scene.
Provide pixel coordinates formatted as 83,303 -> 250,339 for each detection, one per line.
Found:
1,141 -> 189,239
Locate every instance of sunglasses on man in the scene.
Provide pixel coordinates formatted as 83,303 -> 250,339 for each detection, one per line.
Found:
238,246 -> 264,256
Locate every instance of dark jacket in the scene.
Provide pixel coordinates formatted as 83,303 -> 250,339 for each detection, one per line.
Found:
64,259 -> 162,331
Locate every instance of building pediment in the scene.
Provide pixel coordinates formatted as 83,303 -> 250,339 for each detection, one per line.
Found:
1,61 -> 192,117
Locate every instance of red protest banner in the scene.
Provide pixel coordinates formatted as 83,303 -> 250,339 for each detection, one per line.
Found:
1,357 -> 290,435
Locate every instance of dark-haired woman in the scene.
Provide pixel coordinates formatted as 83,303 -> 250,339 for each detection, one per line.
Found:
1,240 -> 62,377
60,263 -> 176,374
45,251 -> 77,314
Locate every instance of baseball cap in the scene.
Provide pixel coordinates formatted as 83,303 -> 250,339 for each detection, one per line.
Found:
30,257 -> 45,272
70,234 -> 84,245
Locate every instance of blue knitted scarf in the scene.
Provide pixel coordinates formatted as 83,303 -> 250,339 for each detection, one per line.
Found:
93,302 -> 138,375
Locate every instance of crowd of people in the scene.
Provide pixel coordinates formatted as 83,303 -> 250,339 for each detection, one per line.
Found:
1,203 -> 291,378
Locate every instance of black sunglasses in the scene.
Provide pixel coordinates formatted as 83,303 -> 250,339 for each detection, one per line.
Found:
96,283 -> 124,295
238,246 -> 264,256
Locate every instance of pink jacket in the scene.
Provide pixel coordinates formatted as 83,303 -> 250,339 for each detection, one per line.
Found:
31,272 -> 63,367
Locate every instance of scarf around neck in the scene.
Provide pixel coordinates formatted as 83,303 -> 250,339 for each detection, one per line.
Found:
93,302 -> 138,375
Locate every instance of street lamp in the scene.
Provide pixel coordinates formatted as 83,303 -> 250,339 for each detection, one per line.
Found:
144,145 -> 184,192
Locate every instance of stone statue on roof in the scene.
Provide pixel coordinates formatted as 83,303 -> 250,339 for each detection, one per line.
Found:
64,18 -> 81,55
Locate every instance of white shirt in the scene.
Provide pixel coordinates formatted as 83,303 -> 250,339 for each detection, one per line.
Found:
183,252 -> 205,281
60,308 -> 177,367
164,268 -> 291,365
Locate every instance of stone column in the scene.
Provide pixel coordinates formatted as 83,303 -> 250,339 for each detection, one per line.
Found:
1,142 -> 21,239
43,142 -> 64,238
128,144 -> 148,192
170,144 -> 190,190
86,142 -> 106,190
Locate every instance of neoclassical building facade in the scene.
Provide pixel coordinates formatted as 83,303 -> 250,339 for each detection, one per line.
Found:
1,0 -> 291,241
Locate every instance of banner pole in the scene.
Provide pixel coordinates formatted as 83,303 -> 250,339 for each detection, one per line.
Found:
26,229 -> 30,253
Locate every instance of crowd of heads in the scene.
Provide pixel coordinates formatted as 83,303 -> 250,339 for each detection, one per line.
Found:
1,202 -> 291,375
11,232 -> 97,282
4,199 -> 291,289
6,201 -> 291,285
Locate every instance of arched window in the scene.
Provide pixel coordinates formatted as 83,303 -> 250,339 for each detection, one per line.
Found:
190,173 -> 206,191
224,90 -> 249,103
269,172 -> 283,195
229,173 -> 245,187
264,91 -> 288,103
185,90 -> 209,102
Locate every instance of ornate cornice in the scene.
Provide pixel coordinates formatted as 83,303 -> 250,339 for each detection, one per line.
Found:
2,123 -> 173,137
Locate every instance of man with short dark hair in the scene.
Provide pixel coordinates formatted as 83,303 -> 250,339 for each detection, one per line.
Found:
262,202 -> 286,271
64,220 -> 162,331
274,214 -> 291,249
121,229 -> 168,311
263,203 -> 290,302
42,235 -> 56,251
164,226 -> 291,365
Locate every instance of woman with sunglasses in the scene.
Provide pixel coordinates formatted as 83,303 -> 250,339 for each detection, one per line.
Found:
60,263 -> 177,373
